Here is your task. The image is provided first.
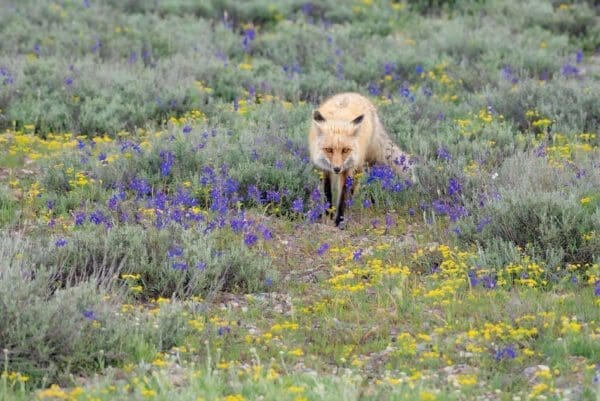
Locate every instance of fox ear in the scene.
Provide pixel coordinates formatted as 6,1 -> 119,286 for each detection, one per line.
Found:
351,114 -> 364,125
313,110 -> 326,123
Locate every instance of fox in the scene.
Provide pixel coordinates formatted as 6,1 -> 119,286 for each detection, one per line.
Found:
308,92 -> 413,227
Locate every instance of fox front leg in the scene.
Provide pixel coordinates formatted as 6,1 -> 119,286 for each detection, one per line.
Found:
334,171 -> 352,228
323,172 -> 333,219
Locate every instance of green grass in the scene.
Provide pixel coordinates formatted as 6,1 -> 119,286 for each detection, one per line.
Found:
1,0 -> 600,400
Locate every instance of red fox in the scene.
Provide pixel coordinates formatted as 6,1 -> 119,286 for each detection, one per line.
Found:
308,92 -> 413,227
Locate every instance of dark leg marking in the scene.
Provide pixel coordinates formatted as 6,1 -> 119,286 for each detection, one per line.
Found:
335,172 -> 349,228
323,172 -> 333,219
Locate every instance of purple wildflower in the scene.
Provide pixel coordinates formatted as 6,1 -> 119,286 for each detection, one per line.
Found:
55,238 -> 68,247
172,262 -> 188,270
292,198 -> 304,214
89,210 -> 105,225
437,147 -> 452,161
160,150 -> 174,176
74,211 -> 86,226
317,243 -> 330,255
494,346 -> 517,361
167,246 -> 184,258
244,232 -> 258,247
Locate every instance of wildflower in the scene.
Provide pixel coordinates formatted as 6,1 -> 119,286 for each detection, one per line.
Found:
258,225 -> 273,240
562,63 -> 579,77
385,214 -> 394,228
400,86 -> 415,102
244,232 -> 258,247
494,346 -> 517,361
447,178 -> 462,196
167,246 -> 184,258
196,262 -> 206,271
476,217 -> 491,232
368,82 -> 381,96
38,384 -> 67,399
160,150 -> 174,176
242,28 -> 256,52
292,198 -> 304,214
55,238 -> 67,247
317,243 -> 330,255
83,309 -> 96,320
172,262 -> 188,270
482,275 -> 498,289
265,278 -> 273,287
217,326 -> 231,336
182,124 -> 192,134
353,249 -> 363,261
437,147 -> 452,161
89,210 -> 106,225
266,190 -> 281,203
74,211 -> 86,225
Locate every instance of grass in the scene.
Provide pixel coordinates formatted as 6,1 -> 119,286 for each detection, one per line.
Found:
1,0 -> 600,400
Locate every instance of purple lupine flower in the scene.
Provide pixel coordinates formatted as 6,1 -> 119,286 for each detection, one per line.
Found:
468,270 -> 479,287
160,150 -> 174,176
292,198 -> 304,214
74,211 -> 86,226
242,28 -> 255,52
385,214 -> 394,228
437,147 -> 452,161
172,262 -> 188,270
82,309 -> 96,320
167,246 -> 184,258
55,238 -> 68,247
562,63 -> 579,77
258,225 -> 273,241
217,326 -> 231,336
89,210 -> 105,225
244,232 -> 258,247
448,178 -> 462,197
317,243 -> 330,255
494,346 -> 517,361
266,190 -> 281,203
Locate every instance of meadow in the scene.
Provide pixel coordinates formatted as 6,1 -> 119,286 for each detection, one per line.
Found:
0,0 -> 599,400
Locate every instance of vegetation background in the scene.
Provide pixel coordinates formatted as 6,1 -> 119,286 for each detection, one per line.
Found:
0,0 -> 599,400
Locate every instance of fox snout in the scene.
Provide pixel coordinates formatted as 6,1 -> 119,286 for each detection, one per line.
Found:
333,166 -> 341,174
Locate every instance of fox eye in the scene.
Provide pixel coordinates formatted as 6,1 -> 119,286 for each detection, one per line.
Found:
342,148 -> 351,154
324,148 -> 333,154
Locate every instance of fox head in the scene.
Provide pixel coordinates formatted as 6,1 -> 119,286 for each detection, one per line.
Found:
312,110 -> 364,174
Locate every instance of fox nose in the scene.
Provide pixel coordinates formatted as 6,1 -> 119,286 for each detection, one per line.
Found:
333,167 -> 341,174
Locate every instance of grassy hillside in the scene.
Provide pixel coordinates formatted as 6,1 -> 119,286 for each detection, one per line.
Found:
1,0 -> 599,400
